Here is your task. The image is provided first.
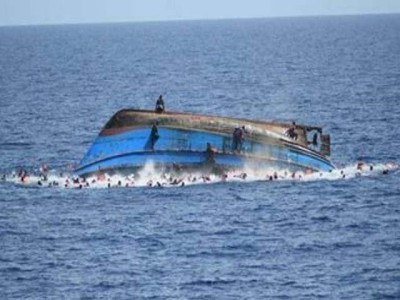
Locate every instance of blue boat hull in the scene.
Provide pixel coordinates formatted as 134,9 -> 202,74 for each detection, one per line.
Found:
75,124 -> 335,176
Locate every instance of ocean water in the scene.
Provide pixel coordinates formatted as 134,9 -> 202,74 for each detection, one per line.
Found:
1,14 -> 400,299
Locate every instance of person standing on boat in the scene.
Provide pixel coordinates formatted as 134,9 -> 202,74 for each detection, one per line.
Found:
155,95 -> 165,113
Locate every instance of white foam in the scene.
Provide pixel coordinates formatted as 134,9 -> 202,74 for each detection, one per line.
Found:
1,161 -> 398,189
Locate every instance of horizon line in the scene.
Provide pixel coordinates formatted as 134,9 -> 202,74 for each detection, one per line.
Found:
0,11 -> 399,28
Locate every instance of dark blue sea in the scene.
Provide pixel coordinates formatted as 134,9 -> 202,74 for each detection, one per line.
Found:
1,14 -> 400,299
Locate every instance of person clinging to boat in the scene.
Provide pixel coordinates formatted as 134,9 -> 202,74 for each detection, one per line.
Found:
206,142 -> 217,164
155,95 -> 165,113
232,126 -> 245,152
285,121 -> 298,140
150,121 -> 160,150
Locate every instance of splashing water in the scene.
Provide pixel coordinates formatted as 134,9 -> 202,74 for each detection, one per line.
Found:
0,161 -> 398,189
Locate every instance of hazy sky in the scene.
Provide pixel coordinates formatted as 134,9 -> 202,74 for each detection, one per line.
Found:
1,0 -> 399,26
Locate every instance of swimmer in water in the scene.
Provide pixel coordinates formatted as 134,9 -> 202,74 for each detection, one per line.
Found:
357,162 -> 364,171
233,172 -> 247,180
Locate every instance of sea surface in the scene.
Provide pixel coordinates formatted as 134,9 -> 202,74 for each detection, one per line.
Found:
1,15 -> 400,299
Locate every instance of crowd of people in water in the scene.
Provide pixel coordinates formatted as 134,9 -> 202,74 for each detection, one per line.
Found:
1,161 -> 397,189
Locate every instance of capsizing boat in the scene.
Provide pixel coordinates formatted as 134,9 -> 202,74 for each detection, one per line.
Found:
74,109 -> 334,177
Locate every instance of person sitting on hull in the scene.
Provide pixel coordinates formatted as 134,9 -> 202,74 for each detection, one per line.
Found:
155,95 -> 165,113
285,122 -> 298,140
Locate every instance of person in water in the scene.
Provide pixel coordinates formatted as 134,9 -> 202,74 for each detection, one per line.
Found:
155,95 -> 165,113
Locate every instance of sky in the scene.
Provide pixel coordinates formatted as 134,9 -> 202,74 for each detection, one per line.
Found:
0,0 -> 400,26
